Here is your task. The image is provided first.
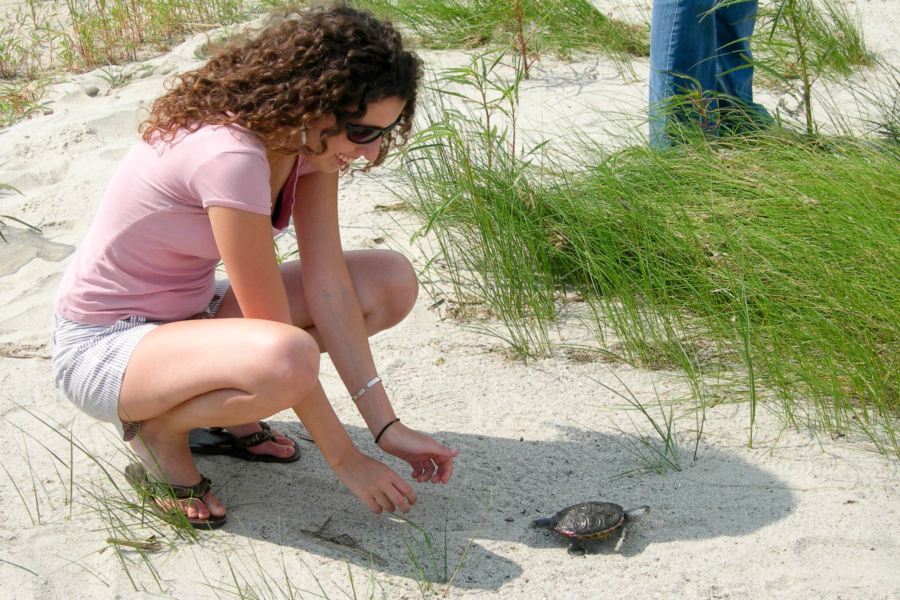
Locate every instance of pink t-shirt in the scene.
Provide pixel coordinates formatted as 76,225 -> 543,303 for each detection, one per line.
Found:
54,124 -> 318,325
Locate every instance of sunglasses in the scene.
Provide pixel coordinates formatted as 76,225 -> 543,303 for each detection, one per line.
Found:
343,115 -> 402,145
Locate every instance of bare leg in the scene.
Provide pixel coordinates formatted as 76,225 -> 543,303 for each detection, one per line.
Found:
120,319 -> 321,519
119,249 -> 417,519
215,249 -> 418,346
212,249 -> 417,456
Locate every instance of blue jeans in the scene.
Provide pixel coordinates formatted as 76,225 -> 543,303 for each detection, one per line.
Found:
649,0 -> 770,146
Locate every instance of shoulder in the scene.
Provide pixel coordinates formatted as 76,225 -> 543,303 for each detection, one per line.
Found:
153,123 -> 267,163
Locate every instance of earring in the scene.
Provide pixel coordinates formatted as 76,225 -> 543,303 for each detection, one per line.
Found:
300,129 -> 307,146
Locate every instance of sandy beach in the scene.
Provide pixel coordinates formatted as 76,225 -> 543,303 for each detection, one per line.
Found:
1,1 -> 899,598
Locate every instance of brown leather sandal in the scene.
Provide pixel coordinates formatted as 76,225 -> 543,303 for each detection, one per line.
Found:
188,421 -> 302,463
124,463 -> 227,530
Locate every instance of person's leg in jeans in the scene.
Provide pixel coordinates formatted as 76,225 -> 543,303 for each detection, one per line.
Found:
714,0 -> 771,132
649,0 -> 718,147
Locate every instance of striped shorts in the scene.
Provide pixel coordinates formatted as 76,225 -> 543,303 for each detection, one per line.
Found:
50,280 -> 230,440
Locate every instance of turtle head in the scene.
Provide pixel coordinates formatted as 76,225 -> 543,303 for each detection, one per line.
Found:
624,506 -> 650,522
531,515 -> 560,529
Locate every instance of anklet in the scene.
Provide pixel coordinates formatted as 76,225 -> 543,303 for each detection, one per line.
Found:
375,418 -> 400,444
351,376 -> 382,402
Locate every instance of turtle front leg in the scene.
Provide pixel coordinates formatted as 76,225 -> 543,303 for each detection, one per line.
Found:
614,525 -> 628,552
567,541 -> 586,556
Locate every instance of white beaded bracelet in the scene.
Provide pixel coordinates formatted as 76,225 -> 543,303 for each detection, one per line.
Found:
351,376 -> 382,402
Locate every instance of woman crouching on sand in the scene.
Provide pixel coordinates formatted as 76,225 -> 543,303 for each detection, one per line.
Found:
50,5 -> 457,528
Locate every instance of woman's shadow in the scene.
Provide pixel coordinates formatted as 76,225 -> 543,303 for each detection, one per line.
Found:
201,422 -> 796,592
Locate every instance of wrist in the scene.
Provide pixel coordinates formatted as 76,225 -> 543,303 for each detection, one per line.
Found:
324,441 -> 362,471
376,421 -> 409,452
374,418 -> 401,444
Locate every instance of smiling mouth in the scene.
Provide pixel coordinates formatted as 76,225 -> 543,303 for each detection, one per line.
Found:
336,152 -> 356,166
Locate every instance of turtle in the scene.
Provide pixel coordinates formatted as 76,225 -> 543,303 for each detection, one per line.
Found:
532,502 -> 650,555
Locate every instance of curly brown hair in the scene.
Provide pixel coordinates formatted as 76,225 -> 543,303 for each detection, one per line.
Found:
140,4 -> 422,168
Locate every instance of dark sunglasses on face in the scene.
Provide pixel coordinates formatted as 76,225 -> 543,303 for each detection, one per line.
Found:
343,115 -> 402,144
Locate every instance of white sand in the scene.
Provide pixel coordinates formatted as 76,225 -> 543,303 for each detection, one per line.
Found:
1,3 -> 899,599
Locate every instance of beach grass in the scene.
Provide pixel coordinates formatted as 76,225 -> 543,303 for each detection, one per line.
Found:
0,0 -> 257,129
0,75 -> 53,128
0,0 -> 649,130
262,0 -> 649,72
0,407 -> 494,596
753,0 -> 873,83
398,55 -> 900,456
745,0 -> 874,134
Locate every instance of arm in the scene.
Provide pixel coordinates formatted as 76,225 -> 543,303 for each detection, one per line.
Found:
292,171 -> 457,484
208,206 -> 291,323
209,204 -> 417,513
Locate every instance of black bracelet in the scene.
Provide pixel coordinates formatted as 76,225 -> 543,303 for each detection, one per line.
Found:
375,418 -> 400,444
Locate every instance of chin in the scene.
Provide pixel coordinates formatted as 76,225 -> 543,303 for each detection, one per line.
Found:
309,156 -> 339,174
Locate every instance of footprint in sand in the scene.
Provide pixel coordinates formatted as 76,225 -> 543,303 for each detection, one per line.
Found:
0,226 -> 74,277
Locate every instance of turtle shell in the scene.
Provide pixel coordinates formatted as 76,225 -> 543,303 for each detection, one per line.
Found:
550,502 -> 625,540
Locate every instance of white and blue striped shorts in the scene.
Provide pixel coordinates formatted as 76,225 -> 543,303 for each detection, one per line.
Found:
50,280 -> 230,440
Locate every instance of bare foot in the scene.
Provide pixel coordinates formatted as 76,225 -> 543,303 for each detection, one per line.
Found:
130,418 -> 226,520
224,422 -> 296,460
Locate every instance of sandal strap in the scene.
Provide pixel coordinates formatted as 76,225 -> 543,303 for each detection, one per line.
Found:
233,428 -> 276,449
208,421 -> 275,450
144,475 -> 213,500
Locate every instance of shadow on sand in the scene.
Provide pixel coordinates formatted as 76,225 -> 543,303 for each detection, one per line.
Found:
202,421 -> 796,593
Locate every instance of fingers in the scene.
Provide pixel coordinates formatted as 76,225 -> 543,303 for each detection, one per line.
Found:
421,442 -> 457,483
348,460 -> 418,516
364,496 -> 384,514
432,454 -> 454,484
419,460 -> 436,483
387,484 -> 416,514
407,447 -> 457,484
378,496 -> 396,513
435,444 -> 459,459
369,478 -> 417,515
433,445 -> 457,484
397,479 -> 417,507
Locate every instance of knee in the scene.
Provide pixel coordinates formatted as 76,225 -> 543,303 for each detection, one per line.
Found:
253,327 -> 320,409
380,251 -> 418,326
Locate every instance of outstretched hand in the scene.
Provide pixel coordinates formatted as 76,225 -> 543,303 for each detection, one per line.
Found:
332,450 -> 418,514
376,423 -> 458,484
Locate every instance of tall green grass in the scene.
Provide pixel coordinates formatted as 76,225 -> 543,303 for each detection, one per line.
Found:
368,0 -> 647,57
1,0 -> 648,129
746,0 -> 874,133
753,0 -> 872,81
399,58 -> 900,455
261,0 -> 649,68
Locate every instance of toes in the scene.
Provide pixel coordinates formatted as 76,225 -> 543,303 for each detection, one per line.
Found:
170,495 -> 224,521
247,440 -> 295,457
270,431 -> 295,446
203,493 -> 227,518
183,499 -> 203,519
